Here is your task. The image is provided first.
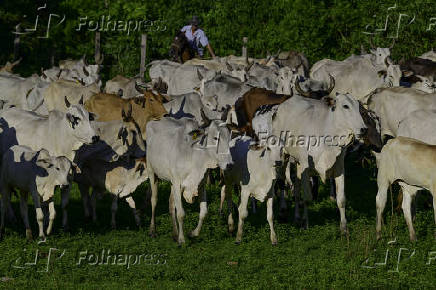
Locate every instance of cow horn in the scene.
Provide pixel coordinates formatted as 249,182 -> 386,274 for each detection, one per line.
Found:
64,96 -> 71,108
11,58 -> 21,67
369,36 -> 375,49
200,108 -> 211,128
327,74 -> 335,94
389,38 -> 396,49
57,68 -> 62,79
41,68 -> 47,79
96,54 -> 104,65
384,57 -> 390,67
274,49 -> 281,58
245,61 -> 254,72
82,54 -> 88,66
294,78 -> 311,97
135,82 -> 146,94
226,61 -> 233,71
79,95 -> 84,105
83,66 -> 89,77
197,69 -> 204,81
127,103 -> 132,117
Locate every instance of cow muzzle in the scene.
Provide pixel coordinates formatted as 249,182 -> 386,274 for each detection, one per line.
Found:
92,135 -> 100,144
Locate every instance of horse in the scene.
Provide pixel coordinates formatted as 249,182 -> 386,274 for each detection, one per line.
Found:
169,30 -> 194,63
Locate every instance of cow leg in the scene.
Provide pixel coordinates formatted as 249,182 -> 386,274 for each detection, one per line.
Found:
225,184 -> 236,233
301,171 -> 312,229
250,197 -> 257,214
278,187 -> 288,222
329,179 -> 336,201
219,185 -> 226,215
5,199 -> 17,224
335,174 -> 348,234
267,195 -> 277,245
310,176 -> 319,201
0,188 -> 11,240
148,174 -> 158,237
111,195 -> 118,229
46,200 -> 56,236
125,196 -> 141,227
60,185 -> 70,231
173,184 -> 185,245
376,180 -> 389,240
78,183 -> 91,221
400,188 -> 416,242
432,184 -> 436,239
169,190 -> 178,241
90,191 -> 98,223
293,178 -> 302,225
19,192 -> 32,240
235,189 -> 250,244
30,191 -> 45,241
190,185 -> 208,238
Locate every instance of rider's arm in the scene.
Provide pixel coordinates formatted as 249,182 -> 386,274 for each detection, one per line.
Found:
206,44 -> 216,58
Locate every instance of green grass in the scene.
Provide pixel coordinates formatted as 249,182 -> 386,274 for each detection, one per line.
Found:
0,154 -> 435,289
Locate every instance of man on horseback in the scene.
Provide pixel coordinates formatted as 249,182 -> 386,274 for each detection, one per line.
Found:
180,16 -> 216,59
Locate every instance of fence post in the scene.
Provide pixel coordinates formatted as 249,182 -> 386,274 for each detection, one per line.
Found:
140,33 -> 147,82
13,24 -> 21,60
242,36 -> 248,63
95,32 -> 101,64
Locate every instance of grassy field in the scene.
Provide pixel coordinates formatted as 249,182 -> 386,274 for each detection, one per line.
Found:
0,152 -> 435,289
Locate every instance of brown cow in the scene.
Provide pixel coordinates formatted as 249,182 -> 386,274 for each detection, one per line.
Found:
232,88 -> 292,136
84,91 -> 168,140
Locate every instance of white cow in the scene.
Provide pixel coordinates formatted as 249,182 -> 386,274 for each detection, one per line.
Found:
373,137 -> 436,241
310,56 -> 401,102
0,100 -> 98,229
367,87 -> 436,139
146,116 -> 233,244
75,156 -> 148,228
105,75 -> 142,99
43,80 -> 100,112
397,109 -> 436,145
270,93 -> 367,233
222,135 -> 284,244
0,145 -> 73,240
420,50 -> 436,62
0,74 -> 47,113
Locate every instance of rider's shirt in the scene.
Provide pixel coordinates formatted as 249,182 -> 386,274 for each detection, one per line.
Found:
181,25 -> 209,57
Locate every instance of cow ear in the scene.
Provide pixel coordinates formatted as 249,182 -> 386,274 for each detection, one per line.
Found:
66,113 -> 75,124
64,96 -> 71,108
88,112 -> 96,121
188,129 -> 204,140
197,69 -> 203,81
78,95 -> 84,105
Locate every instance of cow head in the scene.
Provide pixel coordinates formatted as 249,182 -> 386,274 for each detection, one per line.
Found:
64,96 -> 99,145
36,150 -> 72,189
411,75 -> 436,93
118,104 -> 146,153
326,93 -> 367,142
382,63 -> 402,88
276,67 -> 296,95
295,75 -> 334,99
249,140 -> 284,177
190,110 -> 233,170
359,103 -> 382,149
368,37 -> 394,66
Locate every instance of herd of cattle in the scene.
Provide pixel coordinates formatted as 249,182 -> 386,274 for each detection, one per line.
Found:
0,43 -> 436,245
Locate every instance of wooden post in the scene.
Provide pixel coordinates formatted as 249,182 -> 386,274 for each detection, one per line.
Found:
94,32 -> 101,64
140,34 -> 147,82
13,24 -> 21,61
242,37 -> 248,63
